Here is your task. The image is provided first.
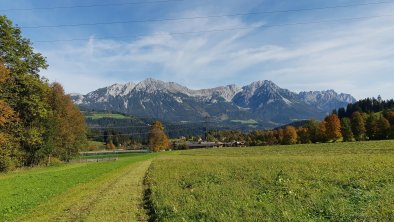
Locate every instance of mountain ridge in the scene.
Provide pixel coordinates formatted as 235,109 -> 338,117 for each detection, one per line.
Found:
71,78 -> 356,127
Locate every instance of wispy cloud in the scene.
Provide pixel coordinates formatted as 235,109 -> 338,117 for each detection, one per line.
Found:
33,1 -> 394,99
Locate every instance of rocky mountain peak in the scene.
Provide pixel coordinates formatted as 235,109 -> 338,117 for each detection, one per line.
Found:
72,79 -> 356,126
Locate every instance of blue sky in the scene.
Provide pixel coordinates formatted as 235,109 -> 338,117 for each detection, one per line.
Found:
1,0 -> 394,99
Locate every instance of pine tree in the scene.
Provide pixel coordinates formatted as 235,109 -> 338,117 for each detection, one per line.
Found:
148,121 -> 170,152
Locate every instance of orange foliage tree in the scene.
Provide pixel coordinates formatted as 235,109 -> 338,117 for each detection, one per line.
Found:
0,64 -> 21,171
282,126 -> 298,145
148,121 -> 170,152
325,114 -> 342,142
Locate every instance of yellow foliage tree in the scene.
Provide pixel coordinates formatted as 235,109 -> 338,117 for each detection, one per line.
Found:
325,114 -> 342,142
148,121 -> 170,152
282,126 -> 298,145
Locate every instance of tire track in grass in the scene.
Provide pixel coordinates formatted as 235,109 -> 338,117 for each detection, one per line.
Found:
84,160 -> 152,222
17,158 -> 153,222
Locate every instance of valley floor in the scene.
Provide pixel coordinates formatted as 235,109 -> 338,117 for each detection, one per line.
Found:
1,141 -> 394,221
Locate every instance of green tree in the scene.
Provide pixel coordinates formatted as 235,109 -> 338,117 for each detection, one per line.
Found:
297,128 -> 311,144
0,16 -> 47,76
148,121 -> 170,152
384,111 -> 394,139
341,118 -> 354,142
1,16 -> 50,166
352,112 -> 366,141
304,120 -> 320,143
365,113 -> 378,140
376,116 -> 390,140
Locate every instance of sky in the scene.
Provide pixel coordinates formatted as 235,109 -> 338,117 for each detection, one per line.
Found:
1,0 -> 394,99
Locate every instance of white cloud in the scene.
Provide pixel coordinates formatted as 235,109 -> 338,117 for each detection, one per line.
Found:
39,6 -> 394,100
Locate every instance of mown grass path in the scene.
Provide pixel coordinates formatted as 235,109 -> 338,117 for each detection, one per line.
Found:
19,160 -> 151,222
0,154 -> 155,222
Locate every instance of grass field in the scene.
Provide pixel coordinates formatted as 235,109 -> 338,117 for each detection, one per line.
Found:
231,119 -> 258,124
145,141 -> 394,221
0,153 -> 155,221
85,113 -> 132,120
1,141 -> 394,221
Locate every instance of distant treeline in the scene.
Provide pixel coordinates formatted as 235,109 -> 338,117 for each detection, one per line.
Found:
336,97 -> 394,118
206,103 -> 394,146
0,16 -> 87,171
86,117 -> 207,149
87,98 -> 394,149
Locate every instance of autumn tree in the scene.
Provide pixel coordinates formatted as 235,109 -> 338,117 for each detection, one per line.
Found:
325,114 -> 342,142
0,16 -> 87,170
0,64 -> 21,171
45,83 -> 87,162
341,118 -> 354,142
351,112 -> 366,141
282,126 -> 298,145
148,121 -> 170,152
316,121 -> 328,143
276,129 -> 285,145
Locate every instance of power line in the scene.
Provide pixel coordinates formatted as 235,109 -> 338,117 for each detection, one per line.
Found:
20,0 -> 394,29
33,13 -> 394,43
0,0 -> 184,12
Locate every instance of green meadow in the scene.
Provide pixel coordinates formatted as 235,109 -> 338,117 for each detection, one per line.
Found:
145,141 -> 394,221
85,113 -> 132,120
1,141 -> 393,221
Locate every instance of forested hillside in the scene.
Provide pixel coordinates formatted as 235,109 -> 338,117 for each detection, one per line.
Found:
0,16 -> 87,171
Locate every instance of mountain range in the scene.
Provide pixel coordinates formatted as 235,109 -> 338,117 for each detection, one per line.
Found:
71,78 -> 356,128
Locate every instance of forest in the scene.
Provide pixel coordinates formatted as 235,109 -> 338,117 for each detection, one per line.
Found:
0,16 -> 87,171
